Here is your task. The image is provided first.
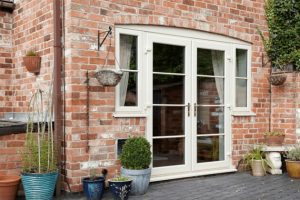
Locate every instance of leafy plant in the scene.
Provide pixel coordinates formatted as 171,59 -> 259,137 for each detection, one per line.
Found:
285,145 -> 300,161
21,85 -> 57,173
244,145 -> 273,171
26,50 -> 39,57
111,175 -> 130,182
258,0 -> 300,70
120,137 -> 151,170
264,131 -> 285,136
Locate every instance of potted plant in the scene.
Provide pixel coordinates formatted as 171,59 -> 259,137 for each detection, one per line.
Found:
21,86 -> 58,200
264,132 -> 285,146
82,169 -> 106,200
120,137 -> 151,195
23,50 -> 41,74
258,0 -> 300,86
0,175 -> 21,200
109,175 -> 132,200
285,145 -> 300,179
244,145 -> 272,176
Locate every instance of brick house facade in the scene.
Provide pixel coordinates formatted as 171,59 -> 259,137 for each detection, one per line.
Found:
0,0 -> 300,193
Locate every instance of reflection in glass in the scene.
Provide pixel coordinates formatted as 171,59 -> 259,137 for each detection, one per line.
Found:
153,43 -> 184,73
119,72 -> 137,106
197,49 -> 224,76
153,106 -> 185,136
236,79 -> 247,107
236,49 -> 247,77
197,77 -> 224,105
197,106 -> 224,134
153,138 -> 185,167
197,136 -> 224,163
120,34 -> 137,70
153,75 -> 184,104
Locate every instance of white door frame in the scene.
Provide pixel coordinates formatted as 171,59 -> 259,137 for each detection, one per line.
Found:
146,33 -> 192,176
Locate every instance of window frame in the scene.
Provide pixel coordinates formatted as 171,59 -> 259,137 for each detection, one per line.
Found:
114,28 -> 146,117
231,44 -> 253,116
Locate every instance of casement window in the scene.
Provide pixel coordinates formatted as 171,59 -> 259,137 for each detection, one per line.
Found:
232,45 -> 253,116
114,28 -> 145,117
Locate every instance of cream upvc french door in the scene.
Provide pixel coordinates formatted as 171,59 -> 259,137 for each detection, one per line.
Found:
146,33 -> 232,178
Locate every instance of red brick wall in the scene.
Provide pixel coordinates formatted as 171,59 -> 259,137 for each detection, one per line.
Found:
0,11 -> 13,117
0,133 -> 25,176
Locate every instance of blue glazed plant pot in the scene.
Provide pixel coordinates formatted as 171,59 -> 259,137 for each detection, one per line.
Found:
82,177 -> 105,200
109,180 -> 132,200
21,171 -> 58,200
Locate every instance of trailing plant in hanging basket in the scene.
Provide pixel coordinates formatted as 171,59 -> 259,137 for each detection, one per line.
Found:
23,51 -> 41,75
95,69 -> 123,87
268,71 -> 287,86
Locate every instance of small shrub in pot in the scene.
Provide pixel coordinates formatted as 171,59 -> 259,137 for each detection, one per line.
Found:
120,137 -> 151,195
285,145 -> 300,179
109,175 -> 132,200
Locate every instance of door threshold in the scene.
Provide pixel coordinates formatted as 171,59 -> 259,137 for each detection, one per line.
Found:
150,168 -> 237,182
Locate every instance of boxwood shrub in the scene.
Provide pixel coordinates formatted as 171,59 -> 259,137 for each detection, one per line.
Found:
120,137 -> 151,170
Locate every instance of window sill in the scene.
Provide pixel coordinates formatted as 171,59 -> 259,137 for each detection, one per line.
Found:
231,111 -> 256,116
113,112 -> 148,118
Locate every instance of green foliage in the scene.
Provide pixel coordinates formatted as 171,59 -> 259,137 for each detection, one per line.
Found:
244,145 -> 273,171
120,137 -> 151,170
259,0 -> 300,70
286,145 -> 300,161
26,50 -> 38,56
21,87 -> 57,174
111,175 -> 130,182
263,131 -> 285,136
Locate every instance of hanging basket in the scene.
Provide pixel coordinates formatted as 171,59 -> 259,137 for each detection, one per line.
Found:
95,69 -> 123,87
268,72 -> 287,86
23,56 -> 41,74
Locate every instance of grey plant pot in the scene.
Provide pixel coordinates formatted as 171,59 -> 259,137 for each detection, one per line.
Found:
121,167 -> 151,195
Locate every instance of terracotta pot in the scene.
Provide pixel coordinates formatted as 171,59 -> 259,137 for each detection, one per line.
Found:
268,72 -> 287,86
23,56 -> 41,74
286,160 -> 300,179
264,135 -> 285,146
251,160 -> 266,176
0,175 -> 21,200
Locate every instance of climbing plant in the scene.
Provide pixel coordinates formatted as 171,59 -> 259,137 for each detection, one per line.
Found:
259,0 -> 300,70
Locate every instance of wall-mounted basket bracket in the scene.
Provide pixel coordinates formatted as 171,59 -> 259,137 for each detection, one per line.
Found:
98,26 -> 112,51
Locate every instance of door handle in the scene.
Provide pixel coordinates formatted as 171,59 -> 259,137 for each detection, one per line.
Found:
194,103 -> 197,117
187,103 -> 191,117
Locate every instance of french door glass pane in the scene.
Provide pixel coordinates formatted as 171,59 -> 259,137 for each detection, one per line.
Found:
153,75 -> 184,104
197,136 -> 224,163
119,72 -> 138,106
153,43 -> 184,73
236,49 -> 247,77
153,138 -> 185,167
236,78 -> 247,107
197,48 -> 224,76
197,106 -> 224,134
197,77 -> 224,105
153,106 -> 185,136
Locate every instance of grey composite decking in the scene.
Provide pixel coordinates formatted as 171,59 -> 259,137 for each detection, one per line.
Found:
54,172 -> 300,200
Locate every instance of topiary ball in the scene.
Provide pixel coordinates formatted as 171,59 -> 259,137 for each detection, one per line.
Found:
120,137 -> 151,170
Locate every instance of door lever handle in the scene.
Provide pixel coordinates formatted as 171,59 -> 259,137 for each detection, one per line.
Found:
194,103 -> 197,116
187,103 -> 191,117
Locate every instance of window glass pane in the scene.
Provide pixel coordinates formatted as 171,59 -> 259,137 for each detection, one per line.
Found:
119,72 -> 137,106
197,49 -> 224,76
197,106 -> 224,134
197,136 -> 224,163
236,49 -> 247,77
153,106 -> 185,136
197,77 -> 224,105
153,75 -> 184,104
153,138 -> 185,167
236,79 -> 247,107
120,34 -> 137,70
153,43 -> 184,73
